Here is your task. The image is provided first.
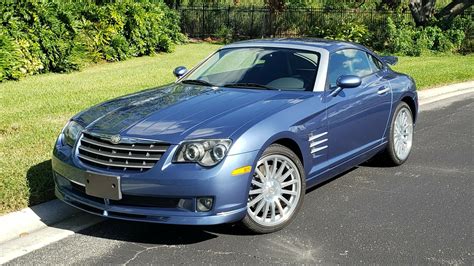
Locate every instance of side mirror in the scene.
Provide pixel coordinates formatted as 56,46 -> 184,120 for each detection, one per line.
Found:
173,66 -> 188,78
337,75 -> 362,88
380,56 -> 398,66
331,75 -> 362,97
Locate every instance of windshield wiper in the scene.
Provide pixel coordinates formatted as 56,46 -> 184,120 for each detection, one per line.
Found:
181,79 -> 216,87
222,82 -> 277,90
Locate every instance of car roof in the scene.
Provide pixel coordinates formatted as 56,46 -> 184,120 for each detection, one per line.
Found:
223,38 -> 369,53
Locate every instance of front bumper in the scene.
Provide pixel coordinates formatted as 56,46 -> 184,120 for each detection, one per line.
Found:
52,144 -> 258,225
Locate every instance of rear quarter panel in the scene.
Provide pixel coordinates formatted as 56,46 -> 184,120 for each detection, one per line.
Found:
388,72 -> 418,122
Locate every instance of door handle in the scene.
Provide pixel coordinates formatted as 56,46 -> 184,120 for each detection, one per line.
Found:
377,86 -> 390,95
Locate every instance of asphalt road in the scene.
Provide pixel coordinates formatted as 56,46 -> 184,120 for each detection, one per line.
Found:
9,95 -> 473,265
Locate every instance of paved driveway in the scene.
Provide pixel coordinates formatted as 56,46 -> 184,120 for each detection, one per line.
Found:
10,95 -> 473,265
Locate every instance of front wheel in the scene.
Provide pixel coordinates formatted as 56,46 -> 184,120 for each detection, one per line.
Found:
378,102 -> 414,166
241,144 -> 305,234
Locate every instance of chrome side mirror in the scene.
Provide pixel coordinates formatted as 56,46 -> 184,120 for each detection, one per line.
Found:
331,75 -> 362,97
173,66 -> 188,78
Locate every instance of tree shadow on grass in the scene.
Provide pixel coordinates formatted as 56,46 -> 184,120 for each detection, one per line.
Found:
26,159 -> 55,207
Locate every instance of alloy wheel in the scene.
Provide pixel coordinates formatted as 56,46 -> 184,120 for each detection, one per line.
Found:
393,107 -> 413,161
247,154 -> 302,227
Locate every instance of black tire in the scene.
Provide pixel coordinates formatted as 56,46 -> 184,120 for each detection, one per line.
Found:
240,144 -> 306,234
376,102 -> 414,166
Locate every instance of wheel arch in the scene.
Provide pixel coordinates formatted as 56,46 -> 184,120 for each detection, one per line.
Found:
273,138 -> 305,168
261,133 -> 310,176
401,95 -> 418,123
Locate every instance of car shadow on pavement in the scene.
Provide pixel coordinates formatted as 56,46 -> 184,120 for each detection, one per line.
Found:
71,168 -> 360,245
75,219 -> 253,245
306,167 -> 357,194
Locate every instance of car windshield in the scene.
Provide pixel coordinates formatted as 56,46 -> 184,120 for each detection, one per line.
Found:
183,48 -> 320,91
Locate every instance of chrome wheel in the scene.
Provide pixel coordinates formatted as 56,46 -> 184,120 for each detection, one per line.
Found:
393,107 -> 413,161
247,154 -> 302,227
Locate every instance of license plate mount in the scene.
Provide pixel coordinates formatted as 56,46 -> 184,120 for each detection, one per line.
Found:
85,172 -> 122,200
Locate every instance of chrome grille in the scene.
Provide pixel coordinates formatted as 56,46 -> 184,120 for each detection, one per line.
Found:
78,133 -> 169,172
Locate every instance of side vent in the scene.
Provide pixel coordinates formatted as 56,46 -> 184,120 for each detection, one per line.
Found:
308,132 -> 328,154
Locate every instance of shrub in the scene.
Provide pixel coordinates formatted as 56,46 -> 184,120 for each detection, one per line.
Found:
216,25 -> 234,44
383,15 -> 467,56
0,31 -> 23,80
325,22 -> 371,45
309,17 -> 372,47
0,0 -> 185,82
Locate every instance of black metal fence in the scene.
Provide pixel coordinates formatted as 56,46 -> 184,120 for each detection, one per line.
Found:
178,6 -> 413,39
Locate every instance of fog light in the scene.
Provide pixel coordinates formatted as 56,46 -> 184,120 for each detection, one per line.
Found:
196,197 -> 213,212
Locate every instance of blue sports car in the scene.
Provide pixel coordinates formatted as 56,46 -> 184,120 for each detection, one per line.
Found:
53,39 -> 417,233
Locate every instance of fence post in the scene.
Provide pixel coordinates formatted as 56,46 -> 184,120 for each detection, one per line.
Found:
250,5 -> 254,37
202,4 -> 205,37
269,9 -> 273,37
227,5 -> 231,27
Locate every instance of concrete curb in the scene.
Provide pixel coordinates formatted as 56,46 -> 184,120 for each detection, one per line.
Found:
0,79 -> 472,263
417,80 -> 474,105
0,199 -> 80,244
0,212 -> 103,264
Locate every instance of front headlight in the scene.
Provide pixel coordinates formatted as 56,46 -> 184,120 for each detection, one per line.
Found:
174,139 -> 232,167
62,121 -> 84,147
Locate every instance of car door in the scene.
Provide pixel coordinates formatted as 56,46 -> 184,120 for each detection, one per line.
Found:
324,49 -> 392,167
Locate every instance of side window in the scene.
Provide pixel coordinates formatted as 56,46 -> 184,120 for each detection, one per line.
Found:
367,53 -> 384,72
328,49 -> 374,86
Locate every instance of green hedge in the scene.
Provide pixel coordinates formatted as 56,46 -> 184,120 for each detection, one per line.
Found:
382,14 -> 470,56
0,0 -> 185,82
179,5 -> 472,56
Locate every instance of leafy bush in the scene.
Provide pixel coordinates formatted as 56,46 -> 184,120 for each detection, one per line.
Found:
308,14 -> 372,47
0,0 -> 185,82
216,25 -> 234,44
322,22 -> 371,45
0,31 -> 23,80
385,16 -> 420,55
384,15 -> 467,56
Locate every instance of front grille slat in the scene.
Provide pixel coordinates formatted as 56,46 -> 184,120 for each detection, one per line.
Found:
78,146 -> 162,160
78,153 -> 155,169
80,137 -> 168,152
78,133 -> 169,172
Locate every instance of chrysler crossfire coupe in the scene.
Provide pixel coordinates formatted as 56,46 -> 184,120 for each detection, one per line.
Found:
53,39 -> 417,233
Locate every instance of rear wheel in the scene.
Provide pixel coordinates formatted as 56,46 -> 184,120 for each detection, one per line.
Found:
377,102 -> 414,166
241,144 -> 305,234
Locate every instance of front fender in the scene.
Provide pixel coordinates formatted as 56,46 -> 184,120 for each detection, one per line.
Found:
230,129 -> 309,176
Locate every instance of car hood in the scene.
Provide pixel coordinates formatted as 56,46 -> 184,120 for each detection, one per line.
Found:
75,83 -> 311,144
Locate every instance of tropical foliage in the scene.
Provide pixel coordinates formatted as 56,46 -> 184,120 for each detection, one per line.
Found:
0,1 -> 184,81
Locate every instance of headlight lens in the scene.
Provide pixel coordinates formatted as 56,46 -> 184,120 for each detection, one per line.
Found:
174,139 -> 232,167
62,121 -> 84,147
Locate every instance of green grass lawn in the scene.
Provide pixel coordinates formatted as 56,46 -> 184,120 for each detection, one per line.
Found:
393,54 -> 474,89
0,43 -> 473,214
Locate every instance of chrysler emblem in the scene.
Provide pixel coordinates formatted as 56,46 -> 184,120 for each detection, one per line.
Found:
110,135 -> 121,144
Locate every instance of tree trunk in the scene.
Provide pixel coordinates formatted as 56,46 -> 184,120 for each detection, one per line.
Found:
265,0 -> 285,12
435,0 -> 474,23
409,0 -> 437,26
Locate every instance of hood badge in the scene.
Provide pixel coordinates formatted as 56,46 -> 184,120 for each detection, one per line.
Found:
110,135 -> 121,144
